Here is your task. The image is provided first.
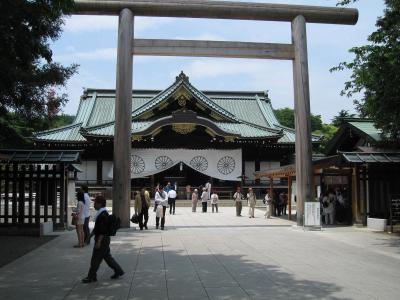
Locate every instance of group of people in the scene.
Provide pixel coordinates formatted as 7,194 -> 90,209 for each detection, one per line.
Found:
71,183 -> 292,284
320,188 -> 349,225
232,187 -> 257,217
72,188 -> 124,284
263,189 -> 288,217
190,185 -> 219,213
72,185 -> 91,248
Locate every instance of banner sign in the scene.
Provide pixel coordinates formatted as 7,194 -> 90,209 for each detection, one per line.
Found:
108,148 -> 242,181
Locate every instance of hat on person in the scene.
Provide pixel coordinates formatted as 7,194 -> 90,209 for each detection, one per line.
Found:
194,189 -> 198,192
92,195 -> 106,206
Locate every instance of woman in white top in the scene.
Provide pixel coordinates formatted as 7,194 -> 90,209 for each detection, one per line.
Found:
264,190 -> 272,219
210,191 -> 219,213
201,188 -> 208,213
192,189 -> 199,212
73,191 -> 86,248
247,187 -> 257,218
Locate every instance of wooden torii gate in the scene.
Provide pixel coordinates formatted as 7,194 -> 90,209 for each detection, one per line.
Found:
73,0 -> 358,227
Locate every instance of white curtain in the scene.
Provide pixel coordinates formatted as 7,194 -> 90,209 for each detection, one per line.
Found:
108,148 -> 242,181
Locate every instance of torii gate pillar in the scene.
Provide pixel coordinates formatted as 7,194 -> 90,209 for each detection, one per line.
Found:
113,8 -> 133,227
292,15 -> 313,225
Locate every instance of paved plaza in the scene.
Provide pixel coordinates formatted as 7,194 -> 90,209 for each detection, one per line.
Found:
1,207 -> 400,300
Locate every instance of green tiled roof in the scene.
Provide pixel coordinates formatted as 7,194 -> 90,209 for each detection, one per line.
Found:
348,121 -> 382,142
83,121 -> 153,137
34,72 -> 298,144
340,152 -> 400,164
0,150 -> 81,163
34,123 -> 86,142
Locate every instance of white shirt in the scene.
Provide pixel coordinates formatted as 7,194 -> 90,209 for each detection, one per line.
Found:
94,207 -> 107,221
168,190 -> 177,199
233,192 -> 243,202
210,193 -> 218,204
201,191 -> 208,202
83,193 -> 91,218
155,191 -> 168,206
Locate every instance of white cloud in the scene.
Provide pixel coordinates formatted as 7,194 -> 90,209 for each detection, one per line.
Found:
62,70 -> 115,115
55,48 -> 117,62
64,16 -> 117,32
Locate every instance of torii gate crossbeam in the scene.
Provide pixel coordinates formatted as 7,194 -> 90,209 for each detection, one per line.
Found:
72,0 -> 358,227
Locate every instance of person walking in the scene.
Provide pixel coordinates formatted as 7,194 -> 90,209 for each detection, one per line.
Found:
155,186 -> 168,230
154,183 -> 160,212
82,195 -> 124,283
186,184 -> 191,200
264,190 -> 272,219
73,191 -> 85,248
281,192 -> 288,216
81,185 -> 91,245
168,187 -> 177,215
210,190 -> 219,213
135,188 -> 150,230
192,189 -> 199,212
201,187 -> 208,213
233,187 -> 244,216
247,187 -> 257,218
205,180 -> 212,200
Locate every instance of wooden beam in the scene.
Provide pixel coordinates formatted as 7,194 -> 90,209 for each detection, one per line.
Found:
74,0 -> 358,25
133,39 -> 294,60
113,8 -> 133,228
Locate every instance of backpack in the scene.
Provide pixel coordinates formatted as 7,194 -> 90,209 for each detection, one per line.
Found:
108,214 -> 121,236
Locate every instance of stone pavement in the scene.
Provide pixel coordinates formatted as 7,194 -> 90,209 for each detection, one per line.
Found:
1,207 -> 400,300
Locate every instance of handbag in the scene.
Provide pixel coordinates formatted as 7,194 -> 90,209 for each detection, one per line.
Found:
130,214 -> 139,224
71,212 -> 78,226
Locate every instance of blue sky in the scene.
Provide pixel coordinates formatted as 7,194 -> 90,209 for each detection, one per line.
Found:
52,0 -> 385,123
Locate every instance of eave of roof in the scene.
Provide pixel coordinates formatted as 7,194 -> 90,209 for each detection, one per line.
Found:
0,149 -> 82,164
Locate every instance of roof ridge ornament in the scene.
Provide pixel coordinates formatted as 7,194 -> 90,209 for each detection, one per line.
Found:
176,71 -> 189,83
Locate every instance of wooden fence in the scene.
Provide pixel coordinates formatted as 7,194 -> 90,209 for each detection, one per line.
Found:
0,163 -> 67,231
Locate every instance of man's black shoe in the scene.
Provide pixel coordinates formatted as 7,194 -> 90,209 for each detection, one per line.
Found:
110,271 -> 124,280
82,277 -> 97,284
161,227 -> 164,230
144,225 -> 148,230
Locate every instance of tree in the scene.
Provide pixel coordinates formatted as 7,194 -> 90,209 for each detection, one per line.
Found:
313,124 -> 338,153
274,107 -> 323,132
331,109 -> 356,127
0,0 -> 77,146
332,0 -> 400,141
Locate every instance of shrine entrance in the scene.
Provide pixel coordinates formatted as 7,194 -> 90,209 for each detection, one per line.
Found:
73,0 -> 358,226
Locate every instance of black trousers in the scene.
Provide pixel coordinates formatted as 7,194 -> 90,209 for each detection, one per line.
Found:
169,198 -> 176,214
155,205 -> 166,228
138,209 -> 149,229
87,236 -> 123,279
84,217 -> 90,244
202,202 -> 207,212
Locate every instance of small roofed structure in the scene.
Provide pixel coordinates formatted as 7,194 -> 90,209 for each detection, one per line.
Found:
0,150 -> 82,235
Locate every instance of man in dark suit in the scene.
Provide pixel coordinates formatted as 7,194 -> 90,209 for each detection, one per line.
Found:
82,195 -> 124,283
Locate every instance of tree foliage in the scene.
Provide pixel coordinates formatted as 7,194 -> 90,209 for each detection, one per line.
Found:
0,0 -> 78,147
0,113 -> 75,148
332,0 -> 400,141
273,107 -> 323,132
331,109 -> 356,127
